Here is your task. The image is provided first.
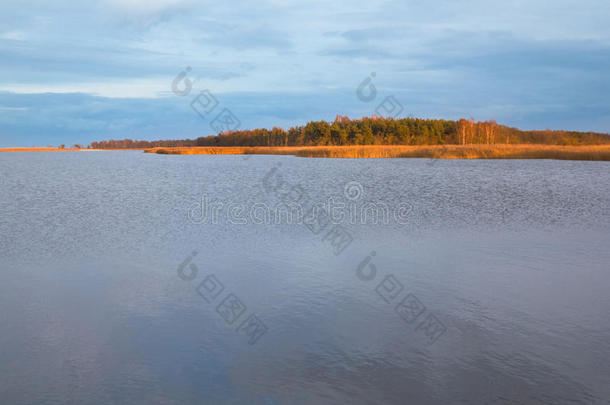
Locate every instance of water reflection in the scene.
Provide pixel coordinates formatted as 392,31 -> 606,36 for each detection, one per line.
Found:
0,152 -> 608,404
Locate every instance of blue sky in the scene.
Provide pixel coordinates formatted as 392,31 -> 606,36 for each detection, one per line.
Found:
1,0 -> 609,146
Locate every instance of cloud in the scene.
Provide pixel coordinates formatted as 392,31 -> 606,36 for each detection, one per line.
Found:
319,47 -> 397,60
340,27 -> 412,43
104,0 -> 189,12
0,30 -> 27,40
0,0 -> 609,145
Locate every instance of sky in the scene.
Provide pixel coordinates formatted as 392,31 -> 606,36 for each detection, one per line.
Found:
0,0 -> 609,147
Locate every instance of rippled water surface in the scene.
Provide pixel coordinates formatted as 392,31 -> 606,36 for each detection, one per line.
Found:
1,151 -> 609,404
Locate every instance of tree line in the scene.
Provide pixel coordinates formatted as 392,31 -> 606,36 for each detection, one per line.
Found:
87,116 -> 610,149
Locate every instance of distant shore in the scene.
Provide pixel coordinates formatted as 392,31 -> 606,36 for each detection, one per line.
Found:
0,147 -> 83,152
143,145 -> 610,161
0,148 -> 145,152
3,145 -> 609,160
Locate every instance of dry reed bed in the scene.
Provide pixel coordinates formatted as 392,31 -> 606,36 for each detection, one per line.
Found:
145,145 -> 610,161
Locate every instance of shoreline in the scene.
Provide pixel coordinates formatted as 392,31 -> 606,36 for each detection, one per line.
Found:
143,144 -> 610,161
2,145 -> 609,161
0,148 -> 146,152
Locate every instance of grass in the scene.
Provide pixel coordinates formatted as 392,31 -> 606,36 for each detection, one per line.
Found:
144,144 -> 610,161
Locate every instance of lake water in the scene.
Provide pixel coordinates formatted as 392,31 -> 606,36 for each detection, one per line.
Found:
1,151 -> 609,404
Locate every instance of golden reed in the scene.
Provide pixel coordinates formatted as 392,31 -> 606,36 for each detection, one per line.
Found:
144,145 -> 610,161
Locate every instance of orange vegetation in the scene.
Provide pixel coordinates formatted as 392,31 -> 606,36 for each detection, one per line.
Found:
144,144 -> 610,161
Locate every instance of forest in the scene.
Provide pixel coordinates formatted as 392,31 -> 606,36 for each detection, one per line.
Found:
87,116 -> 610,149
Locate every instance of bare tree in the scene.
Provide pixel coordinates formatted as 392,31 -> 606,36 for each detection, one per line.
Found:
489,120 -> 497,144
457,119 -> 467,144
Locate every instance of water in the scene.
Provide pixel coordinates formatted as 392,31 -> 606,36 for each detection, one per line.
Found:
1,151 -> 609,404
